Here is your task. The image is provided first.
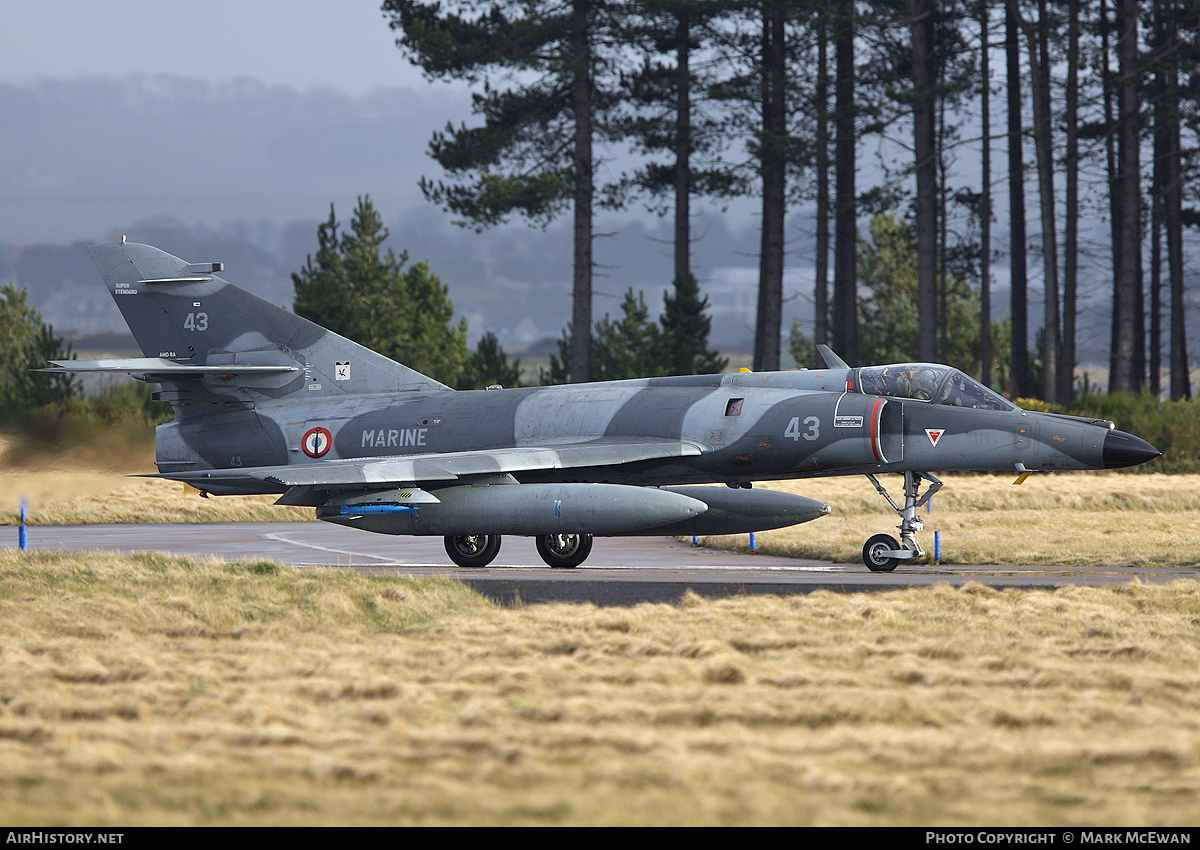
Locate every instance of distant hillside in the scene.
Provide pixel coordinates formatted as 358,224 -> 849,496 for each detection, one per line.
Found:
0,74 -> 467,244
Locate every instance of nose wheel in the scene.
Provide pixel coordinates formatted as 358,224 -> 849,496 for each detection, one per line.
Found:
863,534 -> 902,572
863,472 -> 941,571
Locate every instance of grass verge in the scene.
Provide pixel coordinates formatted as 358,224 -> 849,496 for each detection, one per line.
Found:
1,549 -> 1198,826
1,471 -> 308,525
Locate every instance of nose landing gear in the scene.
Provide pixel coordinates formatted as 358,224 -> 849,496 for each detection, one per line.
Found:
862,471 -> 942,572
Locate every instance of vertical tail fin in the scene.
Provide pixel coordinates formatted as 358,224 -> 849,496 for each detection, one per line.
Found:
85,241 -> 450,404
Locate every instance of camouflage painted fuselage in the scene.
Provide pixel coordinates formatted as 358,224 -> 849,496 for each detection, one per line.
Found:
153,368 -> 1122,496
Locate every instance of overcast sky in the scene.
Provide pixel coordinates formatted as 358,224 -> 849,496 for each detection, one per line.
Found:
0,0 -> 486,246
0,1 -> 424,94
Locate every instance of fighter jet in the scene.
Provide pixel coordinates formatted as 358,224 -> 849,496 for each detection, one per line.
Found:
44,242 -> 1161,571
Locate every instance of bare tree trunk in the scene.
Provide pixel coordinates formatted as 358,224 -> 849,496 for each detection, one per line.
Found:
1151,127 -> 1163,398
938,96 -> 949,363
1061,0 -> 1079,403
1101,0 -> 1124,391
1111,0 -> 1143,393
754,0 -> 786,372
814,11 -> 830,350
1006,1 -> 1029,397
980,0 -> 993,387
832,0 -> 858,364
1017,0 -> 1060,404
1166,1 -> 1190,399
569,0 -> 593,383
673,11 -> 691,281
912,0 -> 937,363
1151,9 -> 1166,398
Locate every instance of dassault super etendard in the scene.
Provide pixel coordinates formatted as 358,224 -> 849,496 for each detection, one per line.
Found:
45,242 -> 1161,570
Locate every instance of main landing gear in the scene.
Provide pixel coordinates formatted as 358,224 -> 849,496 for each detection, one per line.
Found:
444,534 -> 502,568
862,471 -> 942,572
443,533 -> 594,569
535,533 -> 593,569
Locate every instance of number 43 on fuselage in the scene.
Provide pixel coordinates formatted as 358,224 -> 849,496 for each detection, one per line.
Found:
45,242 -> 1161,571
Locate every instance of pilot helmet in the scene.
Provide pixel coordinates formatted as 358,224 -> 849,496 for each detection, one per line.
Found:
916,368 -> 938,399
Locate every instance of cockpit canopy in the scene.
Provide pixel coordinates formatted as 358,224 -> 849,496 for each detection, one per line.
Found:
852,363 -> 1017,411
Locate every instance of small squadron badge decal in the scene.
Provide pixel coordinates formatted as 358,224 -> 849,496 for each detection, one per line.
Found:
301,426 -> 333,458
925,428 -> 945,448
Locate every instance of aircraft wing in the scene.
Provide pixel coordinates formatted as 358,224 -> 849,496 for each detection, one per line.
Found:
146,440 -> 704,500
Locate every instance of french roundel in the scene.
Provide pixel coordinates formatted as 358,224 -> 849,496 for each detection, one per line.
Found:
301,426 -> 332,459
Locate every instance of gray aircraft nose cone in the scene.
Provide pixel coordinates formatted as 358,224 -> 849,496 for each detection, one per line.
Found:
1102,430 -> 1162,469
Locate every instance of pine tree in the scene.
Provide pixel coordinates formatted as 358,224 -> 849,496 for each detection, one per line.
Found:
540,286 -> 692,384
397,260 -> 469,386
659,271 -> 727,375
0,283 -> 79,419
855,212 -> 992,376
610,1 -> 738,273
705,1 -> 807,372
539,326 -> 575,386
610,2 -> 733,378
591,289 -> 666,382
459,332 -> 523,390
292,196 -> 467,386
339,198 -> 413,362
1110,0 -> 1144,393
385,0 -> 624,383
291,206 -> 354,340
831,0 -> 858,364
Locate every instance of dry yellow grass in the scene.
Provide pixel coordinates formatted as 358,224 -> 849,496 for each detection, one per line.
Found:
699,472 -> 1200,568
0,431 -> 306,524
1,471 -> 309,525
1,549 -> 1198,826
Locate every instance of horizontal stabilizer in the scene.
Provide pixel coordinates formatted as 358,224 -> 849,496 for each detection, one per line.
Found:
40,358 -> 300,376
138,276 -> 217,285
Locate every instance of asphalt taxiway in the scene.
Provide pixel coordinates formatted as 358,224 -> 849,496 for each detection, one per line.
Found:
9,522 -> 1196,606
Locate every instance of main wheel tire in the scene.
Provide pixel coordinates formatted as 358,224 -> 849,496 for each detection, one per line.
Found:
535,533 -> 593,569
863,533 -> 901,573
444,534 -> 501,568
